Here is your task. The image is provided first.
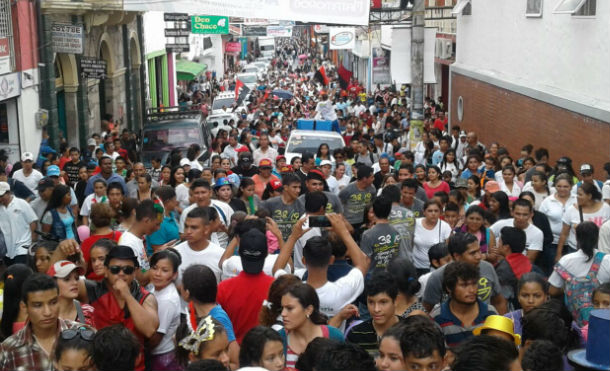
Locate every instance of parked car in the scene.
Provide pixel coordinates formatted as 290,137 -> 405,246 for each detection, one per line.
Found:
284,129 -> 345,164
141,107 -> 212,168
235,72 -> 258,90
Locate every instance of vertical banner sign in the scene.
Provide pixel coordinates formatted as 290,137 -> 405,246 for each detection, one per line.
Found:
191,16 -> 229,34
329,27 -> 356,50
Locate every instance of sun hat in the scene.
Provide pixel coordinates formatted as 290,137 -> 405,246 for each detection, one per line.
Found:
472,315 -> 521,346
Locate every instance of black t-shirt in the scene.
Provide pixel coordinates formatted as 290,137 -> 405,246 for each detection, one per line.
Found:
64,161 -> 86,186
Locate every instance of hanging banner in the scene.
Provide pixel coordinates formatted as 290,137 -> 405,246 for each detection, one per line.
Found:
266,26 -> 293,38
191,16 -> 229,34
242,26 -> 268,37
124,0 -> 370,26
329,27 -> 355,50
390,27 -> 436,84
314,24 -> 329,33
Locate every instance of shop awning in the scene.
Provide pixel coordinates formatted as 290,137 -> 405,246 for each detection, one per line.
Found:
176,59 -> 207,81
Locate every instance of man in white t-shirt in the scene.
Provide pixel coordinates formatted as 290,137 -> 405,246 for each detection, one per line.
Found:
12,152 -> 43,196
119,199 -> 171,287
175,206 -> 225,284
272,213 -> 369,326
0,182 -> 38,265
490,199 -> 543,263
179,179 -> 233,249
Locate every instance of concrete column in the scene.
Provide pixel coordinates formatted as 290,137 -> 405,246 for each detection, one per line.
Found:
38,13 -> 59,149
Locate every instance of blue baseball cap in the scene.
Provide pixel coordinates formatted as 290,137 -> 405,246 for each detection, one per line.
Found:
46,165 -> 60,177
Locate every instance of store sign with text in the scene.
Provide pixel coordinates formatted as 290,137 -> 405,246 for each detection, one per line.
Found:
225,42 -> 241,53
191,16 -> 229,34
51,23 -> 84,54
266,26 -> 293,38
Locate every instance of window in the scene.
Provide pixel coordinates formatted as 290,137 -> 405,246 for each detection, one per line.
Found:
451,0 -> 471,15
203,37 -> 212,50
553,0 -> 595,15
574,0 -> 595,16
526,0 -> 543,17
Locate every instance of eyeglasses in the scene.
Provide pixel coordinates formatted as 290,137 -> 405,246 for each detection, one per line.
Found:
61,327 -> 95,341
109,265 -> 135,275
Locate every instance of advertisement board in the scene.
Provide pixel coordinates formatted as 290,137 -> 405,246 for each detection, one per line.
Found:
191,16 -> 229,34
225,42 -> 241,53
266,26 -> 293,37
329,27 -> 355,50
372,56 -> 391,84
51,23 -> 84,54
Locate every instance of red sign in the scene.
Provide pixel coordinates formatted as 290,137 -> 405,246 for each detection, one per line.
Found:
225,42 -> 241,52
0,38 -> 9,58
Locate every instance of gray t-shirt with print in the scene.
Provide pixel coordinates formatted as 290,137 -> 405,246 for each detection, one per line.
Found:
338,182 -> 376,225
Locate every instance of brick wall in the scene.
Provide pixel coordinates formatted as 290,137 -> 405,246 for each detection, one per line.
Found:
450,72 -> 610,176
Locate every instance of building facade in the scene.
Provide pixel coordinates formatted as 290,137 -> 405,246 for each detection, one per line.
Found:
450,0 -> 610,171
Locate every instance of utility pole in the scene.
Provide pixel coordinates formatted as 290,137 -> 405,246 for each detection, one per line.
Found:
410,0 -> 425,124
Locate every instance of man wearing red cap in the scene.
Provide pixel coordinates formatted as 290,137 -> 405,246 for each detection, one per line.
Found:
252,159 -> 280,198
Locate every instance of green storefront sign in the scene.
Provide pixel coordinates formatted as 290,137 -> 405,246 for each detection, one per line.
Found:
191,16 -> 229,34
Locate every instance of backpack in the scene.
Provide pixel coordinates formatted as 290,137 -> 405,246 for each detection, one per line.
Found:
553,251 -> 605,326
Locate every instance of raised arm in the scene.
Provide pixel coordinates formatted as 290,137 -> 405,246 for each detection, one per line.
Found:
272,217 -> 308,276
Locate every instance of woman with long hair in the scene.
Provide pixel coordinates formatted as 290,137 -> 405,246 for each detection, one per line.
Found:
239,326 -> 284,371
170,166 -> 189,212
522,170 -> 550,210
278,283 -> 344,370
136,173 -> 153,201
455,205 -> 496,258
148,249 -> 183,370
80,178 -> 107,226
555,182 -> 610,260
187,144 -> 203,171
499,165 -> 522,198
235,177 -> 261,215
550,222 -> 609,326
48,260 -> 96,327
328,162 -> 350,195
158,165 -> 172,186
504,272 -> 549,336
387,258 -> 425,318
1,264 -> 33,340
315,143 -> 333,166
539,174 -> 576,275
423,165 -> 450,199
116,197 -> 138,232
41,184 -> 79,243
439,149 -> 461,182
259,274 -> 302,329
413,200 -> 452,275
488,191 -> 511,222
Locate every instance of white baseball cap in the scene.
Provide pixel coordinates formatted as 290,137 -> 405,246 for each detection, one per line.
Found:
0,181 -> 9,196
21,152 -> 34,162
46,260 -> 84,278
320,160 -> 333,167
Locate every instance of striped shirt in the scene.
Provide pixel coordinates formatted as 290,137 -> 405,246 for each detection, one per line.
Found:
431,300 -> 497,348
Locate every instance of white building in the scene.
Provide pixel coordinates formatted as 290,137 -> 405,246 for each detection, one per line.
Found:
450,0 -> 610,172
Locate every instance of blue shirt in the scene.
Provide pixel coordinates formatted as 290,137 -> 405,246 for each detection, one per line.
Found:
432,150 -> 444,166
209,304 -> 237,342
146,212 -> 180,255
431,299 -> 496,348
84,172 -> 127,196
460,168 -> 483,180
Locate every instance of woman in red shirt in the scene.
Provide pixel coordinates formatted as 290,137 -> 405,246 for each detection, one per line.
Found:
423,165 -> 450,199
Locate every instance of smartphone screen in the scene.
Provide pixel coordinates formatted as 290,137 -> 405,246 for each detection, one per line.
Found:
309,215 -> 331,228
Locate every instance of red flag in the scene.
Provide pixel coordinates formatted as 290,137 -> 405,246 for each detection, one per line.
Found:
235,79 -> 244,100
263,89 -> 270,101
319,66 -> 329,86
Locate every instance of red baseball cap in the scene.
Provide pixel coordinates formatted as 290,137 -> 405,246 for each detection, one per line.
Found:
47,260 -> 84,278
259,158 -> 273,168
270,179 -> 283,190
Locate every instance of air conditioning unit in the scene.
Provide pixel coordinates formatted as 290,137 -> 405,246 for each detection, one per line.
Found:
435,39 -> 444,58
441,39 -> 453,59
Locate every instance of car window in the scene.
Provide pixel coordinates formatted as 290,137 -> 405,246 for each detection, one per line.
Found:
286,134 -> 344,154
142,126 -> 202,151
237,74 -> 257,83
212,98 -> 235,110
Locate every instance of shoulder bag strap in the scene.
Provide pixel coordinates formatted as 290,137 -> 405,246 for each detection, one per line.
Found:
74,300 -> 86,324
579,205 -> 584,223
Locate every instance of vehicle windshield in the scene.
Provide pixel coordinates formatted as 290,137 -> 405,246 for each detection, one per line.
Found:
286,134 -> 344,154
237,74 -> 257,83
261,45 -> 274,52
142,126 -> 202,152
208,116 -> 234,125
244,67 -> 258,73
212,98 -> 235,110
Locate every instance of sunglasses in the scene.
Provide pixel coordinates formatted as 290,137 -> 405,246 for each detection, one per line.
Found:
109,265 -> 135,275
61,327 -> 95,341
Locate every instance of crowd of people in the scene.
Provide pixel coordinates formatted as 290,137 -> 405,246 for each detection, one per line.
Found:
0,38 -> 609,371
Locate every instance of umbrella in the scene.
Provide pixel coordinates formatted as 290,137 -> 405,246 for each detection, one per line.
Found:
298,54 -> 308,59
272,89 -> 293,100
